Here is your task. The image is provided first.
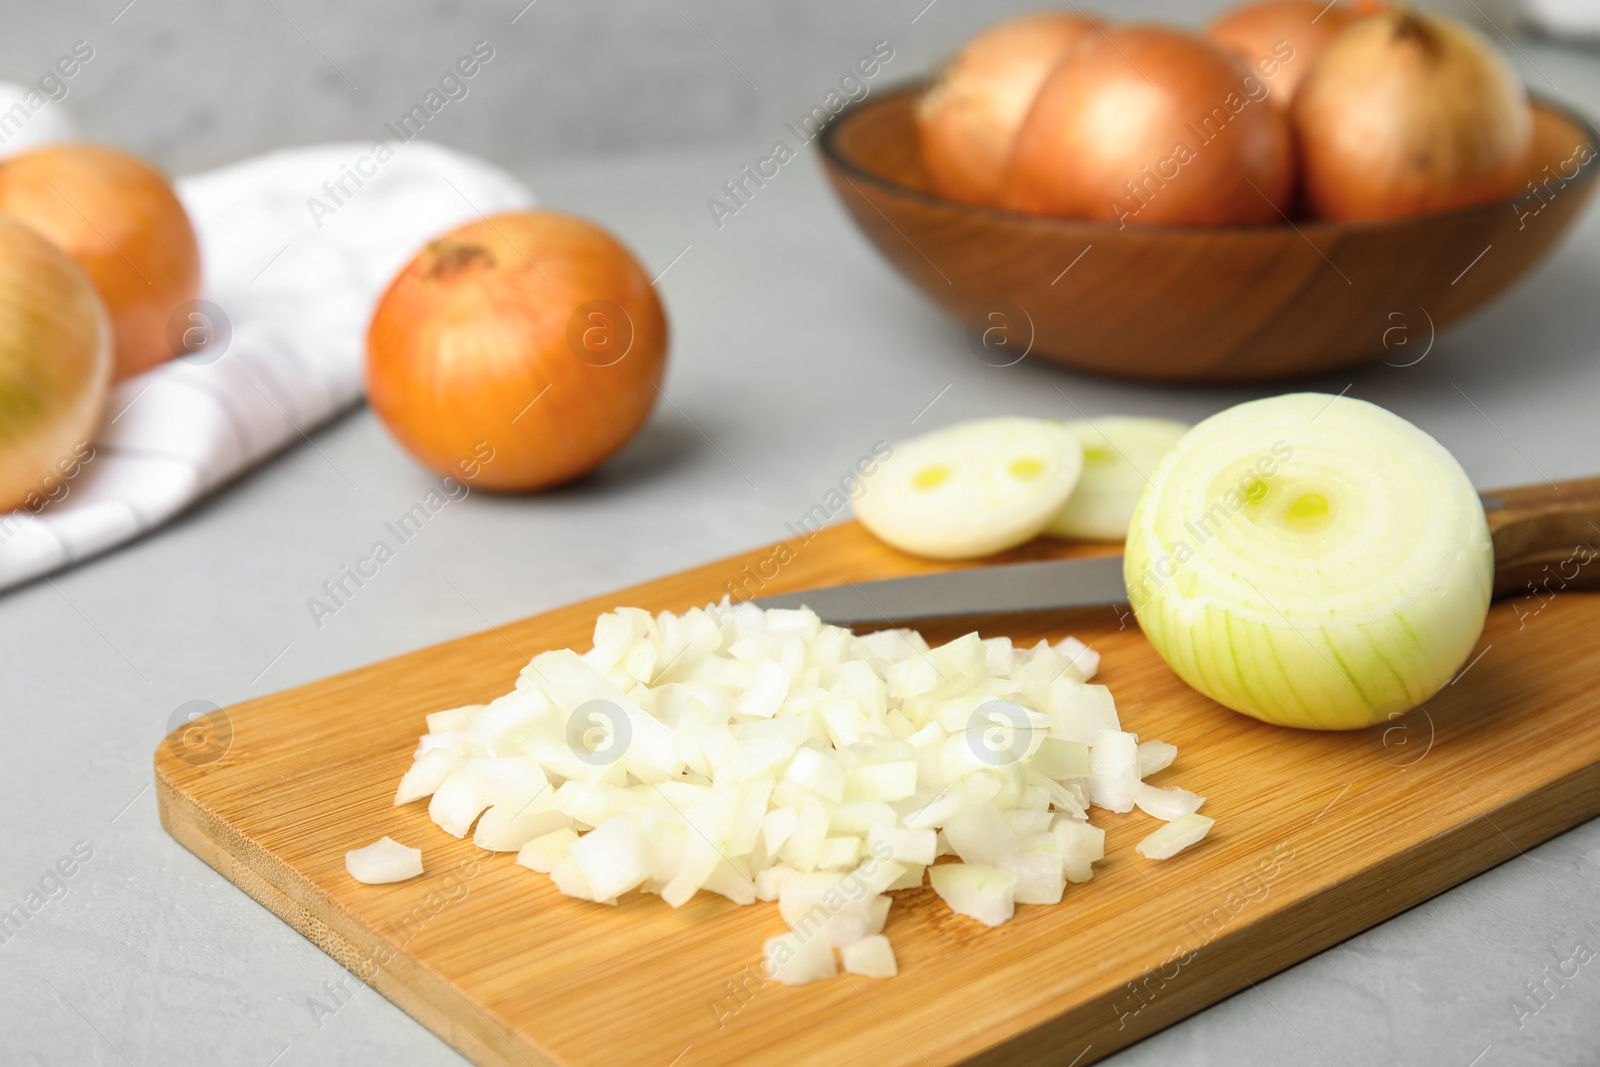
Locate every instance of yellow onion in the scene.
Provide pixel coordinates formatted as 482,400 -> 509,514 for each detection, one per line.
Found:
0,216 -> 111,512
366,211 -> 667,491
0,144 -> 201,380
916,13 -> 1101,205
1292,9 -> 1531,221
1008,26 -> 1295,225
1207,1 -> 1360,110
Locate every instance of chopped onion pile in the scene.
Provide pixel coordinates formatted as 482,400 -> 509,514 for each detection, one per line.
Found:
394,601 -> 1214,984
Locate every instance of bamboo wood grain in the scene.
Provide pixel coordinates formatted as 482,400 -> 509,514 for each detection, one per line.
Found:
157,517 -> 1600,1067
819,87 -> 1598,383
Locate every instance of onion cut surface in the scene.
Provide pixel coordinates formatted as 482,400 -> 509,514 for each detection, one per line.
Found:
841,934 -> 898,977
1125,393 -> 1493,730
346,837 -> 424,884
393,601 -> 1213,984
1046,417 -> 1190,542
854,417 -> 1084,559
1136,814 -> 1214,859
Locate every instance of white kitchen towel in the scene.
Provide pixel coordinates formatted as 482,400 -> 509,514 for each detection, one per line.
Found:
0,140 -> 535,591
1523,0 -> 1600,38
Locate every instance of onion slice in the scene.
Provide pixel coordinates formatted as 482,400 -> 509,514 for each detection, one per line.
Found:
1046,417 -> 1189,541
855,417 -> 1084,559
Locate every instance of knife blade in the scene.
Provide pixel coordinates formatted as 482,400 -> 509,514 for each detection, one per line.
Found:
752,554 -> 1127,626
749,483 -> 1580,626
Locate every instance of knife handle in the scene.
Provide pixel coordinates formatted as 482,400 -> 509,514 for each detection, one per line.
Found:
1483,477 -> 1600,599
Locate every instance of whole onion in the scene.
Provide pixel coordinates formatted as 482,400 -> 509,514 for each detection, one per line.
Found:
366,211 -> 667,492
1007,26 -> 1295,226
1207,1 -> 1360,110
1292,9 -> 1531,222
0,145 -> 201,380
0,216 -> 111,512
916,13 -> 1101,205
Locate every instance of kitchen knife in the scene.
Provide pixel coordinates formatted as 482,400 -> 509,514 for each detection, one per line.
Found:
754,479 -> 1600,626
753,554 -> 1125,626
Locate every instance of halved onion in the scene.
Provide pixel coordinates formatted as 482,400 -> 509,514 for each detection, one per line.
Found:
854,417 -> 1083,559
1125,393 -> 1493,730
1046,417 -> 1189,541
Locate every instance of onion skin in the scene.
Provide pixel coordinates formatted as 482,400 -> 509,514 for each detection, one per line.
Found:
916,13 -> 1101,205
0,216 -> 112,512
0,145 -> 201,381
366,211 -> 667,492
1007,27 -> 1295,225
1206,1 -> 1360,110
1124,393 -> 1493,731
1292,10 -> 1531,222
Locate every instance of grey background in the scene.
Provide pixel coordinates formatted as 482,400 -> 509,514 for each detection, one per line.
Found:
0,0 -> 1532,171
2,2 -> 1599,1066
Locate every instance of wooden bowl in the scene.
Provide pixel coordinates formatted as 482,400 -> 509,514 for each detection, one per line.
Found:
819,85 -> 1599,382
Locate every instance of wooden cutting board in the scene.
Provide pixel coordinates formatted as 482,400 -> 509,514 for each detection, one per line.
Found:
155,521 -> 1600,1067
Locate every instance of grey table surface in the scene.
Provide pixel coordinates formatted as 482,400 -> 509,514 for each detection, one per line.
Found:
4,16 -> 1600,1067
